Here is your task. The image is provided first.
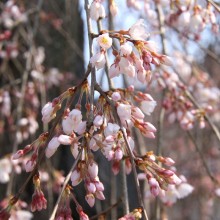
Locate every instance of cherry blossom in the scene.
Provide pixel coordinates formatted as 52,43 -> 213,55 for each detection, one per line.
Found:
90,1 -> 105,21
97,33 -> 112,49
129,19 -> 150,41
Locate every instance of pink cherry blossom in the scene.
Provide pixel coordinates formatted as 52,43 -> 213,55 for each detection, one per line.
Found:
111,92 -> 121,101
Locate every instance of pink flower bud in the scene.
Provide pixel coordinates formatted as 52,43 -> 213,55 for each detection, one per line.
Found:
148,177 -> 160,197
161,169 -> 174,177
95,181 -> 104,191
25,160 -> 36,172
111,92 -> 121,101
71,170 -> 82,186
107,150 -> 114,161
85,194 -> 95,207
93,115 -> 103,127
143,122 -> 157,132
42,102 -> 55,123
87,182 -> 96,193
88,162 -> 99,179
164,157 -> 175,166
95,191 -> 105,200
115,148 -> 123,161
12,150 -> 23,160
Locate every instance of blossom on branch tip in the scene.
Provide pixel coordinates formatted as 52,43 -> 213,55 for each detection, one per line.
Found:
97,33 -> 112,49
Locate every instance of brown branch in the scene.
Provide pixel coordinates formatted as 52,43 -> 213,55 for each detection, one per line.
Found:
187,131 -> 219,184
207,0 -> 220,12
90,198 -> 122,220
154,3 -> 167,219
3,66 -> 91,210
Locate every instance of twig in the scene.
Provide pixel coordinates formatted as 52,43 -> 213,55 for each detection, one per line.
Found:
187,131 -> 218,184
84,0 -> 96,125
120,160 -> 129,215
90,198 -> 122,220
168,25 -> 220,66
49,149 -> 83,220
184,90 -> 220,149
154,3 -> 167,219
207,0 -> 220,12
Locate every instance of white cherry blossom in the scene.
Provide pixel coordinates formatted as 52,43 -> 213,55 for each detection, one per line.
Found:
97,33 -> 112,49
140,100 -> 157,116
90,52 -> 106,70
129,19 -> 150,41
90,1 -> 105,21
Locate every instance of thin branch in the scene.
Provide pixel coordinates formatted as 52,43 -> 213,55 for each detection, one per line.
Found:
84,0 -> 96,125
154,3 -> 167,219
168,25 -> 220,66
184,90 -> 220,149
49,149 -> 83,220
207,0 -> 220,12
90,198 -> 122,220
187,131 -> 219,184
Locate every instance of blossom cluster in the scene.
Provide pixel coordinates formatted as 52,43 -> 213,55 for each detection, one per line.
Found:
1,0 -> 219,219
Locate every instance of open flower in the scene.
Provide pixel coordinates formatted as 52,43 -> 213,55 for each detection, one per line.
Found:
97,33 -> 112,49
129,19 -> 150,40
140,100 -> 157,116
90,52 -> 106,70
